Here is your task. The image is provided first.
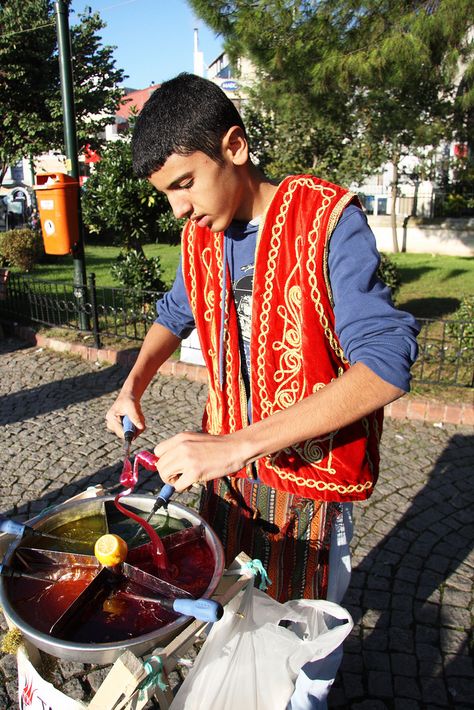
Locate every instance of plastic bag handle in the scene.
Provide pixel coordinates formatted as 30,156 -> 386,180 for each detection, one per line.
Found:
286,599 -> 354,672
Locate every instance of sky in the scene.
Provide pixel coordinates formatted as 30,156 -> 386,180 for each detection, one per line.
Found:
70,0 -> 224,89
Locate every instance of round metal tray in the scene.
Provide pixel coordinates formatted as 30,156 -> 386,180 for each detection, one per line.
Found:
0,494 -> 224,664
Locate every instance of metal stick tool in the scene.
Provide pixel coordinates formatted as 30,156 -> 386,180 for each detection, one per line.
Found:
121,417 -> 175,547
0,516 -> 88,545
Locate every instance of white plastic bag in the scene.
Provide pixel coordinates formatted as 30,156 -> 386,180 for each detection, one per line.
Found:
170,580 -> 353,710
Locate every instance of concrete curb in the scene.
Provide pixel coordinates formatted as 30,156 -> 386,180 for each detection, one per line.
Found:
10,324 -> 473,426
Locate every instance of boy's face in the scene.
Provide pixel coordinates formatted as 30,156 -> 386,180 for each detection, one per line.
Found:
149,131 -> 248,233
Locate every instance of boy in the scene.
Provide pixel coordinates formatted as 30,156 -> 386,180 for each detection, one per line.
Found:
106,73 -> 418,707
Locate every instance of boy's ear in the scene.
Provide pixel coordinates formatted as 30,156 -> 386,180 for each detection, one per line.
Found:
222,126 -> 248,166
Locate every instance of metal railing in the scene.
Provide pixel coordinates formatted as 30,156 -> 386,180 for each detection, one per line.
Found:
0,272 -> 165,349
411,317 -> 473,388
0,273 -> 472,388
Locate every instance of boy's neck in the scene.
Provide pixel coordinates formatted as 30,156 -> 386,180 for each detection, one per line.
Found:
234,164 -> 278,222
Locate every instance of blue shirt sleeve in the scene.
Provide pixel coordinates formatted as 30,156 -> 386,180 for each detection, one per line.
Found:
154,257 -> 195,339
328,204 -> 419,391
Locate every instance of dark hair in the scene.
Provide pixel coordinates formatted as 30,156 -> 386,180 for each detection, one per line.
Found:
132,73 -> 247,178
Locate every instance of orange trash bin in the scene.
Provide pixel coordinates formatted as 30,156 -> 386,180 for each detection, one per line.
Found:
34,172 -> 80,255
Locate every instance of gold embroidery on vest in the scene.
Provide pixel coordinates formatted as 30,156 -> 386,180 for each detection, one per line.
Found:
324,191 -> 357,308
256,181 -> 295,418
224,311 -> 238,432
272,235 -> 305,410
262,456 -> 374,495
304,182 -> 348,362
186,222 -> 197,313
210,235 -> 224,433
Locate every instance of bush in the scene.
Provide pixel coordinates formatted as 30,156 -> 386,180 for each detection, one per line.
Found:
111,249 -> 168,294
0,228 -> 44,271
440,193 -> 474,217
447,295 -> 474,354
377,252 -> 401,300
81,139 -> 183,247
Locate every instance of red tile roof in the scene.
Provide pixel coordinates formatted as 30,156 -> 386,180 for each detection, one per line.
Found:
116,85 -> 160,119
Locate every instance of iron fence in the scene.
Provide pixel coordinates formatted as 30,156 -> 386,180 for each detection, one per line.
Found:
0,272 -> 472,388
0,272 -> 164,348
411,317 -> 473,388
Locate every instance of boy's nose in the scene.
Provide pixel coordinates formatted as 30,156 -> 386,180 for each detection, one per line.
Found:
169,194 -> 192,220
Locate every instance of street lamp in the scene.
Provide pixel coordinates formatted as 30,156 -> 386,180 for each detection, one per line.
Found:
55,0 -> 89,331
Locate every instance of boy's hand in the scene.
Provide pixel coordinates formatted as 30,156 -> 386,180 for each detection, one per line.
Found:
105,395 -> 146,440
154,432 -> 247,492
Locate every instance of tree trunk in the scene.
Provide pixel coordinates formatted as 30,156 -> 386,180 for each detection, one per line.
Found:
0,164 -> 8,187
127,237 -> 145,256
390,155 -> 400,253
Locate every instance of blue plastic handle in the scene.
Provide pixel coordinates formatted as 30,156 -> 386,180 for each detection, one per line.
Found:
158,484 -> 175,505
0,517 -> 26,537
122,415 -> 136,440
173,598 -> 224,622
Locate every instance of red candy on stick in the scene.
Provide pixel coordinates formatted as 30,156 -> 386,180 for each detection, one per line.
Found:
115,451 -> 169,571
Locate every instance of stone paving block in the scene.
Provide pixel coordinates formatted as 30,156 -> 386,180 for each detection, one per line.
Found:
420,677 -> 449,706
415,642 -> 442,662
338,670 -> 364,699
57,659 -> 90,680
418,660 -> 444,677
361,609 -> 389,629
325,685 -> 347,707
394,700 -> 421,710
363,590 -> 391,609
62,677 -> 87,700
1,339 -> 473,708
440,604 -> 472,630
86,666 -> 111,693
0,685 -> 9,709
391,610 -> 414,628
0,654 -> 17,678
5,680 -> 18,705
393,675 -> 422,699
413,602 -> 439,624
439,627 -> 471,654
363,650 -> 390,672
391,593 -> 413,611
362,628 -> 389,651
340,650 -> 364,673
445,677 -> 474,704
390,652 -> 419,677
442,654 -> 474,676
368,670 -> 393,697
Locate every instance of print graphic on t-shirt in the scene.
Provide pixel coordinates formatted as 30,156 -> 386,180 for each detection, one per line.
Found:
233,264 -> 254,385
233,268 -> 254,343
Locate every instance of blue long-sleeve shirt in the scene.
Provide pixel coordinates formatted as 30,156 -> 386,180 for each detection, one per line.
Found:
155,204 -> 419,392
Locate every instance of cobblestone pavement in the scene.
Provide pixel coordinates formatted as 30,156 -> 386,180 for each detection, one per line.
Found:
0,337 -> 472,709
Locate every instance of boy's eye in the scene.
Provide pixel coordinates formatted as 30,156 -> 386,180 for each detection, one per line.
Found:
179,179 -> 193,189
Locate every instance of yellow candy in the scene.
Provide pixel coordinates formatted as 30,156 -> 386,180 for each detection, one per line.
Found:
94,534 -> 128,567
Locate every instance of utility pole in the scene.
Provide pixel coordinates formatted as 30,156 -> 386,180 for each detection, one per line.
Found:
55,0 -> 89,330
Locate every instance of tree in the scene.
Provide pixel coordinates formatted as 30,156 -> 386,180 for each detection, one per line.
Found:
191,0 -> 474,249
81,137 -> 182,250
0,0 -> 125,184
191,0 -> 366,183
333,0 -> 474,250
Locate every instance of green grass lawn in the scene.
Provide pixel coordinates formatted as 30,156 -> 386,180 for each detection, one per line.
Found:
27,246 -> 473,319
391,252 -> 474,319
29,243 -> 181,289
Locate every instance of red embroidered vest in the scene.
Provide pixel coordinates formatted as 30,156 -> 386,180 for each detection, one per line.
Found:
182,175 -> 383,502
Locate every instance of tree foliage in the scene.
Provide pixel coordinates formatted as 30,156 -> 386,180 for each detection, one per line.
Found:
190,0 -> 473,179
191,0 -> 473,249
0,0 -> 125,182
81,137 -> 182,250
